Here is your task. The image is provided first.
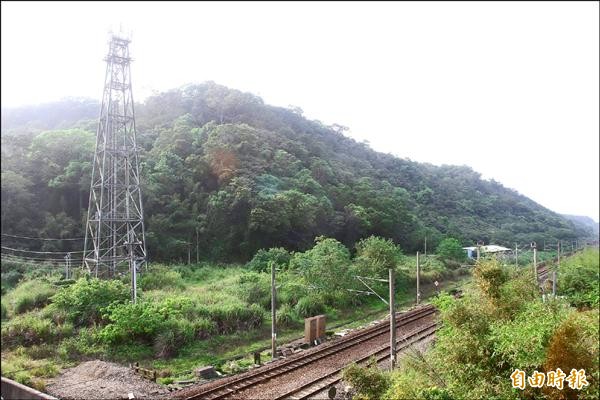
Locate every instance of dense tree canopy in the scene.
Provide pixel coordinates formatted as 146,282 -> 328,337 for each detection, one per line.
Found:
0,82 -> 592,262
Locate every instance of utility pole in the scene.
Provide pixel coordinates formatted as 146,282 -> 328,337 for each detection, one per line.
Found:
532,242 -> 537,283
424,237 -> 427,258
271,261 -> 277,360
553,242 -> 559,297
515,243 -> 518,267
196,227 -> 199,264
389,268 -> 396,370
187,242 -> 191,265
416,251 -> 421,304
125,240 -> 138,303
64,252 -> 71,279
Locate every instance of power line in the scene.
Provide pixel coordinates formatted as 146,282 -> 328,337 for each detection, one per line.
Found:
1,233 -> 86,241
1,246 -> 86,254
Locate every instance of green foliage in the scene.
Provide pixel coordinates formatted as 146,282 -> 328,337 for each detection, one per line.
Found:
342,362 -> 390,400
140,265 -> 185,290
6,279 -> 56,315
51,277 -> 130,327
558,248 -> 599,308
246,247 -> 291,272
382,253 -> 600,400
294,295 -> 325,318
57,327 -> 107,360
237,272 -> 271,309
1,313 -> 73,348
435,238 -> 466,265
291,236 -> 353,295
472,257 -> 509,304
490,300 -> 571,369
1,301 -> 7,320
543,310 -> 599,400
354,235 -> 403,278
2,82 -> 588,264
205,303 -> 264,334
276,303 -> 297,327
430,292 -> 455,312
153,318 -> 196,358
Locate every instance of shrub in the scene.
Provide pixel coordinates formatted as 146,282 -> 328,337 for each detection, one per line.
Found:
490,300 -> 571,369
247,247 -> 291,272
8,279 -> 56,315
98,302 -> 167,344
153,318 -> 195,358
140,265 -> 185,290
354,236 -> 403,278
1,313 -> 70,347
278,277 -> 309,307
1,270 -> 23,290
294,295 -> 325,318
276,303 -> 297,327
436,238 -> 467,265
291,237 -> 353,294
543,310 -> 599,400
194,317 -> 217,339
238,272 -> 271,309
342,362 -> 390,400
207,303 -> 264,334
58,327 -> 107,360
52,277 -> 129,326
558,248 -> 599,308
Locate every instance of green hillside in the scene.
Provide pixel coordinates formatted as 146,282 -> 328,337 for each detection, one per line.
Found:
0,82 -> 592,262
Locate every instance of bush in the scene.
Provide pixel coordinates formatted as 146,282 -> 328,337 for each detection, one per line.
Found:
194,317 -> 217,339
278,277 -> 309,307
1,313 -> 71,347
490,300 -> 570,369
98,302 -> 170,344
206,303 -> 264,334
140,265 -> 185,290
1,270 -> 23,290
290,237 -> 353,294
246,247 -> 291,272
543,310 -> 599,400
294,295 -> 325,318
58,327 -> 107,360
237,272 -> 271,309
276,303 -> 297,327
436,238 -> 467,265
354,236 -> 403,278
342,362 -> 390,400
8,279 -> 56,315
153,318 -> 196,358
558,248 -> 599,308
52,277 -> 129,326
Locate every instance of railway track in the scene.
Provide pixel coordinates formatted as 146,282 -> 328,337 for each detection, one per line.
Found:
273,321 -> 439,400
177,304 -> 437,400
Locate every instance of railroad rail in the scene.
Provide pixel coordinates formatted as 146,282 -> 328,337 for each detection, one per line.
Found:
177,304 -> 437,400
273,321 -> 439,400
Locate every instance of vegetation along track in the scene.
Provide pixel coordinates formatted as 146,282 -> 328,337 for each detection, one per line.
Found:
174,304 -> 437,400
536,251 -> 574,283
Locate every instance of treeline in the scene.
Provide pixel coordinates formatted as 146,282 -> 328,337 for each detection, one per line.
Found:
0,82 -> 592,262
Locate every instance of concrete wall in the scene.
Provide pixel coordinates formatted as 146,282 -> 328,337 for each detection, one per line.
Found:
1,376 -> 58,400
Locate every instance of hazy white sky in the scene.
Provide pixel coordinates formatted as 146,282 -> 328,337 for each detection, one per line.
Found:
2,1 -> 599,222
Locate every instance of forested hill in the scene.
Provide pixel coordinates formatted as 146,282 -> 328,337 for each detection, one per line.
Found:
0,82 -> 593,262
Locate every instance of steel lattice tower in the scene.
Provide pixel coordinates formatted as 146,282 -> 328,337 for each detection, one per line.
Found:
83,34 -> 147,288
